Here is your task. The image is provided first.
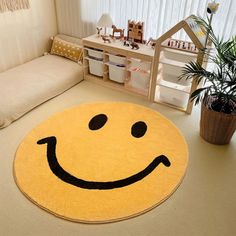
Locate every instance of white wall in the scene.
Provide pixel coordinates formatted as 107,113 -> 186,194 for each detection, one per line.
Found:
0,0 -> 58,72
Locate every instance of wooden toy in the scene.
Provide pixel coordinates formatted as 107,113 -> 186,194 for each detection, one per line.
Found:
111,25 -> 125,39
146,37 -> 157,48
165,39 -> 197,52
130,42 -> 139,50
109,35 -> 116,42
127,20 -> 144,43
96,27 -> 102,37
123,40 -> 130,47
101,35 -> 111,43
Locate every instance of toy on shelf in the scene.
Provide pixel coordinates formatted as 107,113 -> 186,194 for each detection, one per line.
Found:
163,38 -> 197,52
122,39 -> 139,50
123,40 -> 130,47
111,25 -> 125,39
101,35 -> 111,43
130,41 -> 139,50
96,27 -> 102,37
127,20 -> 144,43
146,37 -> 157,49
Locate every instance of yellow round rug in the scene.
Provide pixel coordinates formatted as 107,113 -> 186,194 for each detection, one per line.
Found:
14,102 -> 188,223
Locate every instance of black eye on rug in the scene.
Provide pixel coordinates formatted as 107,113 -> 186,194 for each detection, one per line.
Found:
89,114 -> 108,130
131,121 -> 147,138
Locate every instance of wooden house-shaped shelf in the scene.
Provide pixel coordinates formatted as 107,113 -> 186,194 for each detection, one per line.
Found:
149,15 -> 209,114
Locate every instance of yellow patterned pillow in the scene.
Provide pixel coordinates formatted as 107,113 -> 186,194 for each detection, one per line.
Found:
50,37 -> 83,63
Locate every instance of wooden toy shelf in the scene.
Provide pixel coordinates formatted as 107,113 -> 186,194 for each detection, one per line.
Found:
82,15 -> 209,114
82,34 -> 154,98
150,15 -> 209,114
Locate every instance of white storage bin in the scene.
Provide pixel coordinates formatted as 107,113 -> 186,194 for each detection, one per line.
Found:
162,48 -> 197,63
88,58 -> 103,77
157,83 -> 189,108
130,69 -> 150,90
162,72 -> 192,86
87,48 -> 103,60
109,54 -> 126,65
109,64 -> 126,83
162,63 -> 183,76
129,59 -> 151,71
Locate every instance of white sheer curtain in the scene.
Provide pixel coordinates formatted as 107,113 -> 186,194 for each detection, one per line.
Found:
56,0 -> 236,40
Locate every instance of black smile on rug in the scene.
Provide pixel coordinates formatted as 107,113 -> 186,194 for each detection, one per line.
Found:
37,136 -> 171,190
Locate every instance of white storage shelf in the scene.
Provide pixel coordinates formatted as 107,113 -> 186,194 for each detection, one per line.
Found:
107,53 -> 126,65
157,78 -> 191,93
87,57 -> 103,77
155,47 -> 197,109
129,69 -> 149,88
126,59 -> 151,95
161,48 -> 197,63
83,47 -> 104,77
156,75 -> 191,109
158,69 -> 192,86
128,58 -> 151,71
107,63 -> 126,83
85,51 -> 152,94
155,85 -> 189,108
83,35 -> 154,98
86,47 -> 103,60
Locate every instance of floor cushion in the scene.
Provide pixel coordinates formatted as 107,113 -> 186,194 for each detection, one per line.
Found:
0,54 -> 83,128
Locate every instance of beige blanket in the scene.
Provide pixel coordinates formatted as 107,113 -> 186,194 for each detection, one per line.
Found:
0,54 -> 83,128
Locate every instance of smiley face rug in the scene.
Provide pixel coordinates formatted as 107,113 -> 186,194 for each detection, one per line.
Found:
14,102 -> 188,223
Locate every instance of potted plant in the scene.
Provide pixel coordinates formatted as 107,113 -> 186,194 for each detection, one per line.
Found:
179,16 -> 236,145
